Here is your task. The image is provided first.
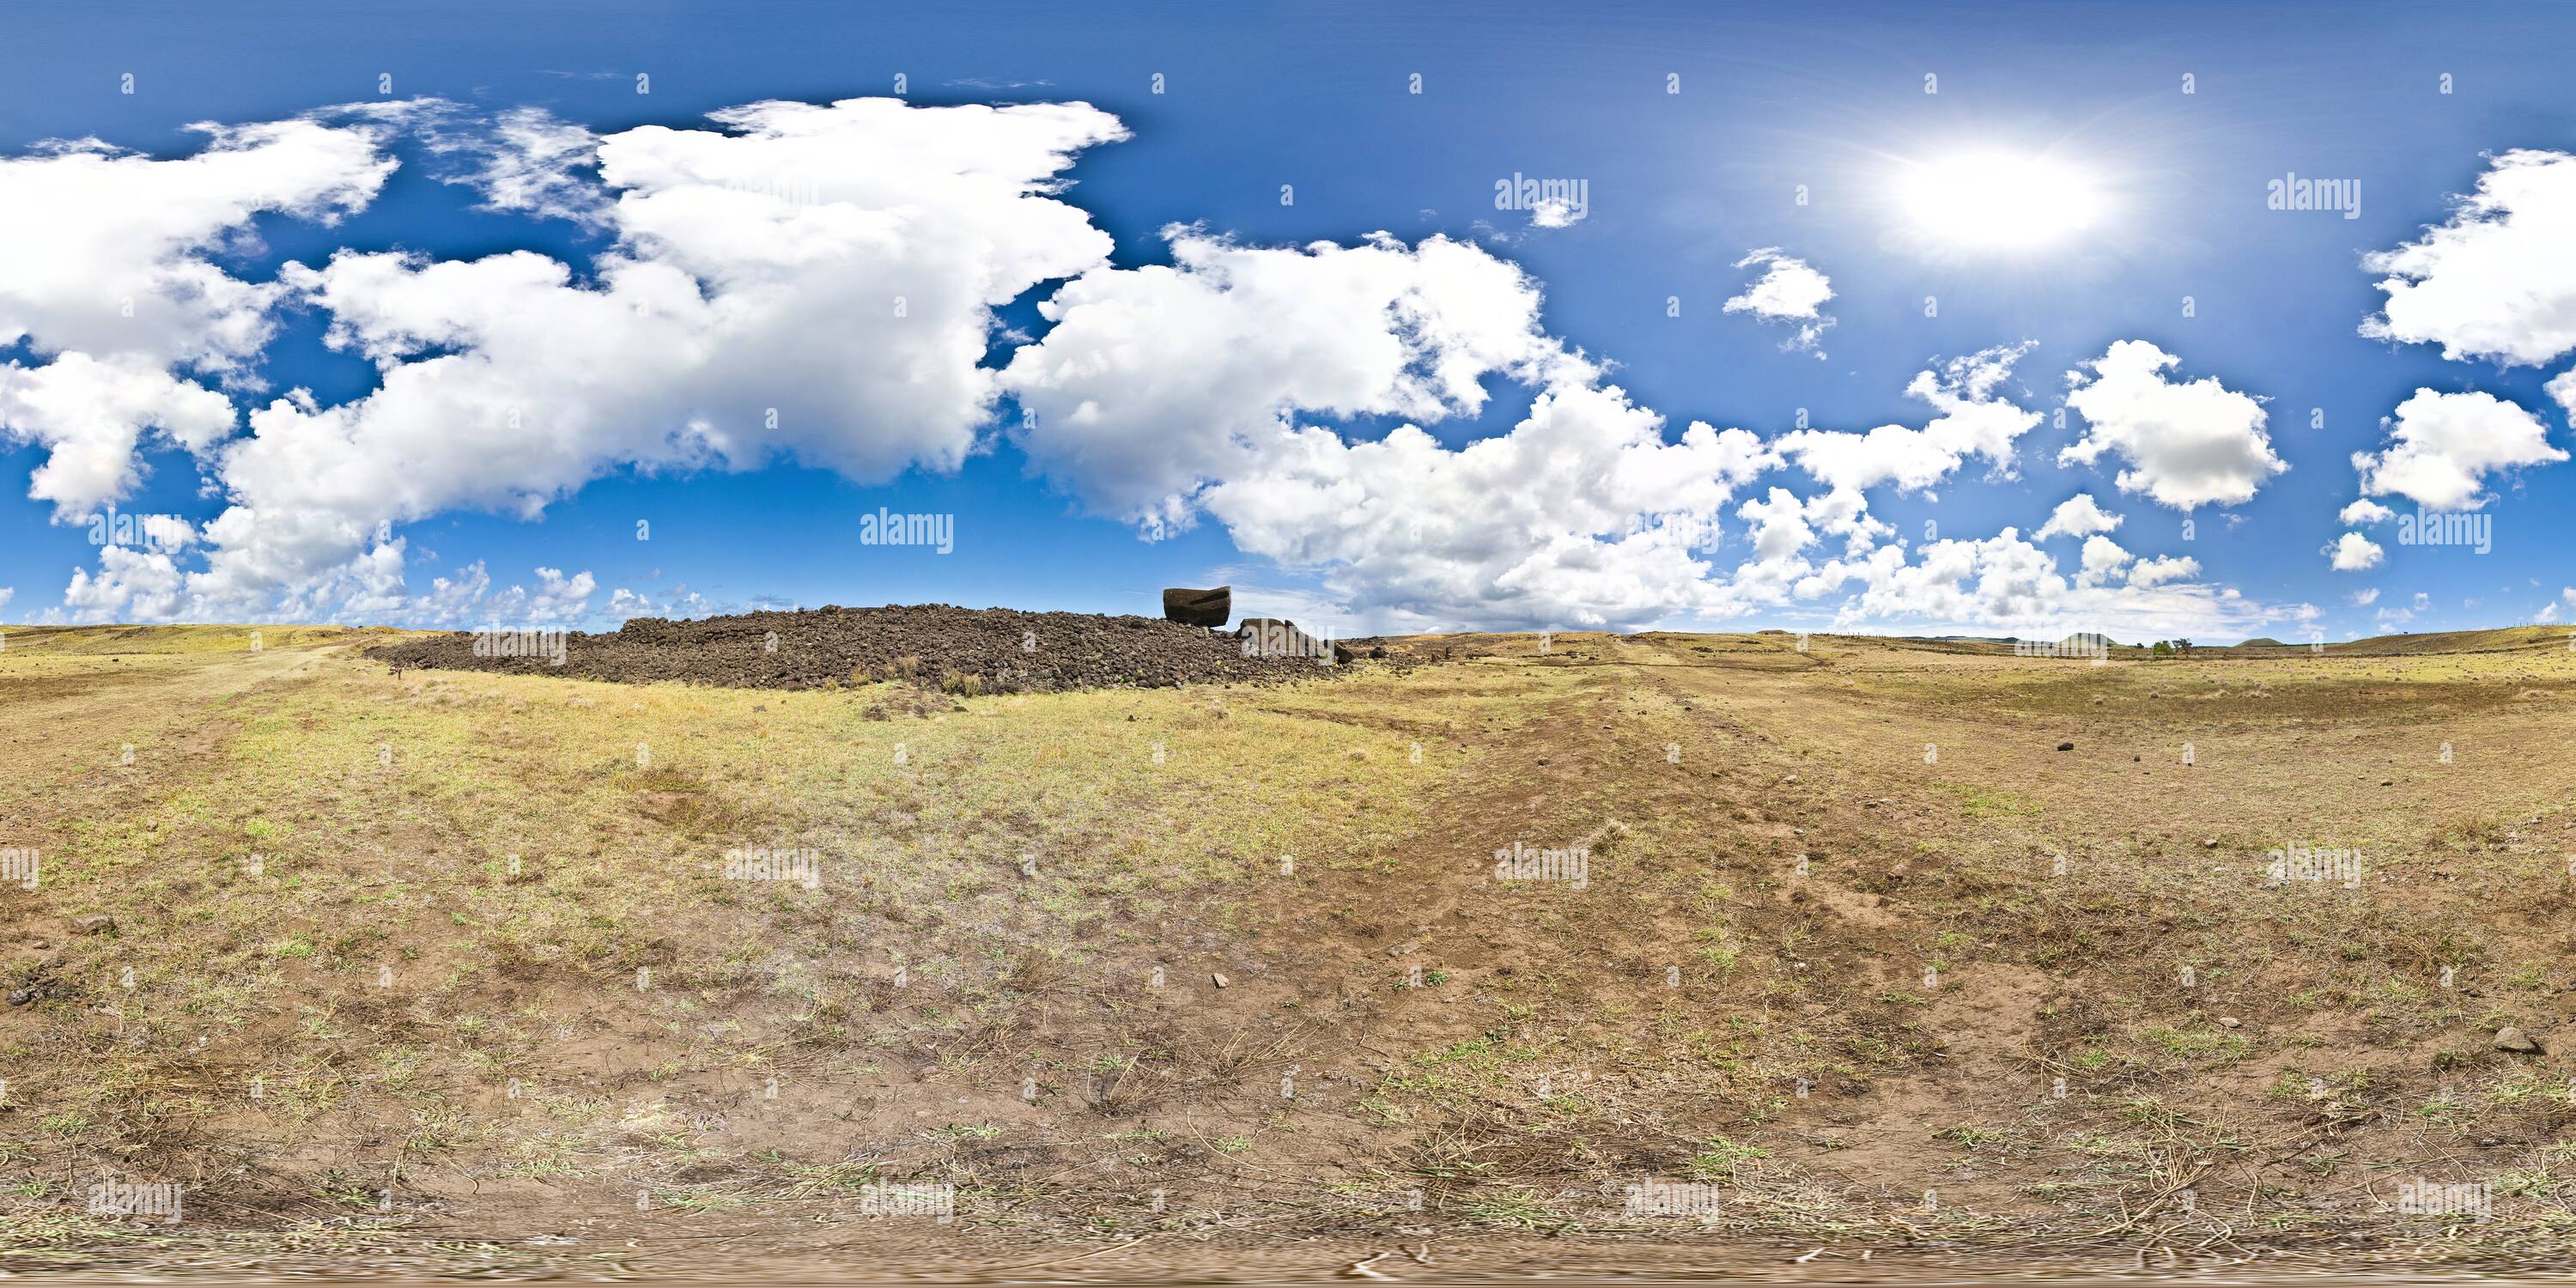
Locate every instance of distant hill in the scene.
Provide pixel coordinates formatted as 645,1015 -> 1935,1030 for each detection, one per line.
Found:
2215,626 -> 2565,656
1369,623 -> 2572,659
2324,624 -> 2567,655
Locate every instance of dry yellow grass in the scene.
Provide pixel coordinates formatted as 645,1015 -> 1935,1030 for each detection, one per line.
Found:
5,623 -> 2576,1272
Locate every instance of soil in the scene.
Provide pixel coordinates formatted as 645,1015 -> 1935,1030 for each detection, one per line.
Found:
14,624 -> 2576,1277
365,604 -> 1365,693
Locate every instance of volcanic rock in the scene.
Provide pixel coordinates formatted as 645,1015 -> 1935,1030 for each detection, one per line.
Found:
370,604 -> 1357,695
1162,586 -> 1230,628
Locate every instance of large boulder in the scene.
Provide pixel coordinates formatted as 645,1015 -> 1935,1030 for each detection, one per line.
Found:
1162,586 -> 1230,628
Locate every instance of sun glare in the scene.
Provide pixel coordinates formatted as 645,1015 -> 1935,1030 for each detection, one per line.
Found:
1893,150 -> 2109,252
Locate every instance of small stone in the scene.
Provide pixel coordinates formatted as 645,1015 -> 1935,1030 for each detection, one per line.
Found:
1210,973 -> 1230,989
2202,839 -> 2219,849
2494,1025 -> 2542,1054
7,990 -> 29,1005
2057,742 -> 2075,751
2218,1017 -> 2240,1029
2381,779 -> 2394,787
71,915 -> 115,936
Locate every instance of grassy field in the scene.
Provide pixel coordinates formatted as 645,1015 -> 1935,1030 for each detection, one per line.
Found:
4,623 -> 2576,1273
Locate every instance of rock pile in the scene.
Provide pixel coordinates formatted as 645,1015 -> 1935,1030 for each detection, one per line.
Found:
369,603 -> 1358,694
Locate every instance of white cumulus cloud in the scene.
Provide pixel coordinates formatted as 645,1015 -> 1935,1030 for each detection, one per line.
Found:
2351,388 -> 2565,511
1004,228 -> 1577,533
61,545 -> 186,622
181,97 -> 1127,621
429,104 -> 611,228
2361,149 -> 2576,367
1195,381 -> 1776,631
1772,343 -> 2041,494
15,96 -> 2290,640
1722,248 -> 1835,355
2035,492 -> 2123,539
1794,526 -> 2264,641
2075,534 -> 2133,586
2059,340 -> 2284,509
2126,554 -> 2200,588
0,117 -> 396,519
2328,532 -> 2385,572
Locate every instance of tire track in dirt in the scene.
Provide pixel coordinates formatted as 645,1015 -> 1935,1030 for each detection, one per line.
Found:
1085,642 -> 1669,1202
1189,635 -> 1862,1201
0,644 -> 333,855
1626,636 -> 2063,1210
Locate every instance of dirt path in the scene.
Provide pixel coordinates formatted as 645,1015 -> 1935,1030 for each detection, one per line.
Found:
0,641 -> 339,862
13,629 -> 2576,1268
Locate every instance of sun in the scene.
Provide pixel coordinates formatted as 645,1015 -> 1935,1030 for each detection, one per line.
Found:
1893,149 -> 2109,252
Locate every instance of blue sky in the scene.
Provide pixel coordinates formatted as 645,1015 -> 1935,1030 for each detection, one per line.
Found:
3,0 -> 2574,641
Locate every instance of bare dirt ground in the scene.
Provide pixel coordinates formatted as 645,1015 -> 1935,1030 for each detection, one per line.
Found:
5,622 -> 2576,1279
